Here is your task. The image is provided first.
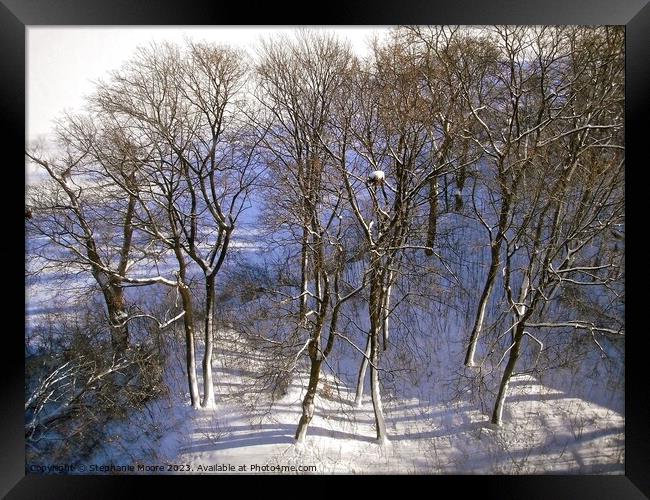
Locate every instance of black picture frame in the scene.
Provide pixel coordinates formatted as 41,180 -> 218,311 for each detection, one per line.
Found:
4,0 -> 647,497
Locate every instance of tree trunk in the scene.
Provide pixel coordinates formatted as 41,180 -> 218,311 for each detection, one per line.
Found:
99,278 -> 129,356
201,275 -> 216,408
443,174 -> 450,212
454,167 -> 466,212
294,225 -> 329,442
295,355 -> 322,443
354,334 -> 371,407
465,238 -> 502,366
93,267 -> 129,356
299,227 -> 309,324
368,271 -> 388,443
178,281 -> 200,409
381,280 -> 392,351
108,294 -> 128,354
454,190 -> 463,211
171,240 -> 201,409
466,190 -> 511,367
106,190 -> 136,356
491,322 -> 525,426
464,263 -> 497,366
86,207 -> 130,357
370,324 -> 387,443
425,177 -> 438,255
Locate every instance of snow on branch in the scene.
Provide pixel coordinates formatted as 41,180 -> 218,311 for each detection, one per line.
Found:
110,310 -> 185,330
527,322 -> 624,337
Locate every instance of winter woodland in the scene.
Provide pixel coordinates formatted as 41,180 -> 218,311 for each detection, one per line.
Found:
25,26 -> 624,474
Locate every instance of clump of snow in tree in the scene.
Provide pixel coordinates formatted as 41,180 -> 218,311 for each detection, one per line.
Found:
368,171 -> 385,182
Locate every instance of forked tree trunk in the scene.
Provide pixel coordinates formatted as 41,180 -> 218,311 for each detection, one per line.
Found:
201,275 -> 216,408
178,281 -> 200,408
106,190 -> 136,356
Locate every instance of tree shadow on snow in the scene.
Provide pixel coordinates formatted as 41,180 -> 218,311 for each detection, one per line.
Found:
181,426 -> 295,453
388,420 -> 483,441
183,421 -> 378,454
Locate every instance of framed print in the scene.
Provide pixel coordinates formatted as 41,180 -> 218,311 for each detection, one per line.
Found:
3,0 -> 647,497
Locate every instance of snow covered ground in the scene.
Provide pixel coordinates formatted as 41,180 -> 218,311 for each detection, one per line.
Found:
144,329 -> 623,475
25,224 -> 624,475
25,279 -> 624,474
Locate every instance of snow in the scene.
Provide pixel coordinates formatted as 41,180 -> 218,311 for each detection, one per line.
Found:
25,283 -> 624,474
131,329 -> 623,475
368,170 -> 385,182
25,194 -> 624,475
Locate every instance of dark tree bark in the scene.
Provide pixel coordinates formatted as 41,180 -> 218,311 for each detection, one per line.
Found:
101,279 -> 129,355
425,178 -> 438,254
294,231 -> 329,442
295,355 -> 323,442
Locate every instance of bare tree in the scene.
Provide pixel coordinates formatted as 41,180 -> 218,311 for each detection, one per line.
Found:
26,114 -> 179,357
255,31 -> 350,327
485,26 -> 624,425
322,33 -> 477,442
399,26 -> 485,250
93,41 -> 260,408
254,31 -> 368,442
454,26 -> 605,367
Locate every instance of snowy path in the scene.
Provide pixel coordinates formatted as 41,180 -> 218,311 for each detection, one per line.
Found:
172,330 -> 624,474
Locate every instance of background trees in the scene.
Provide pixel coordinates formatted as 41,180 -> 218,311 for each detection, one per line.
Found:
321,31 -> 481,441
